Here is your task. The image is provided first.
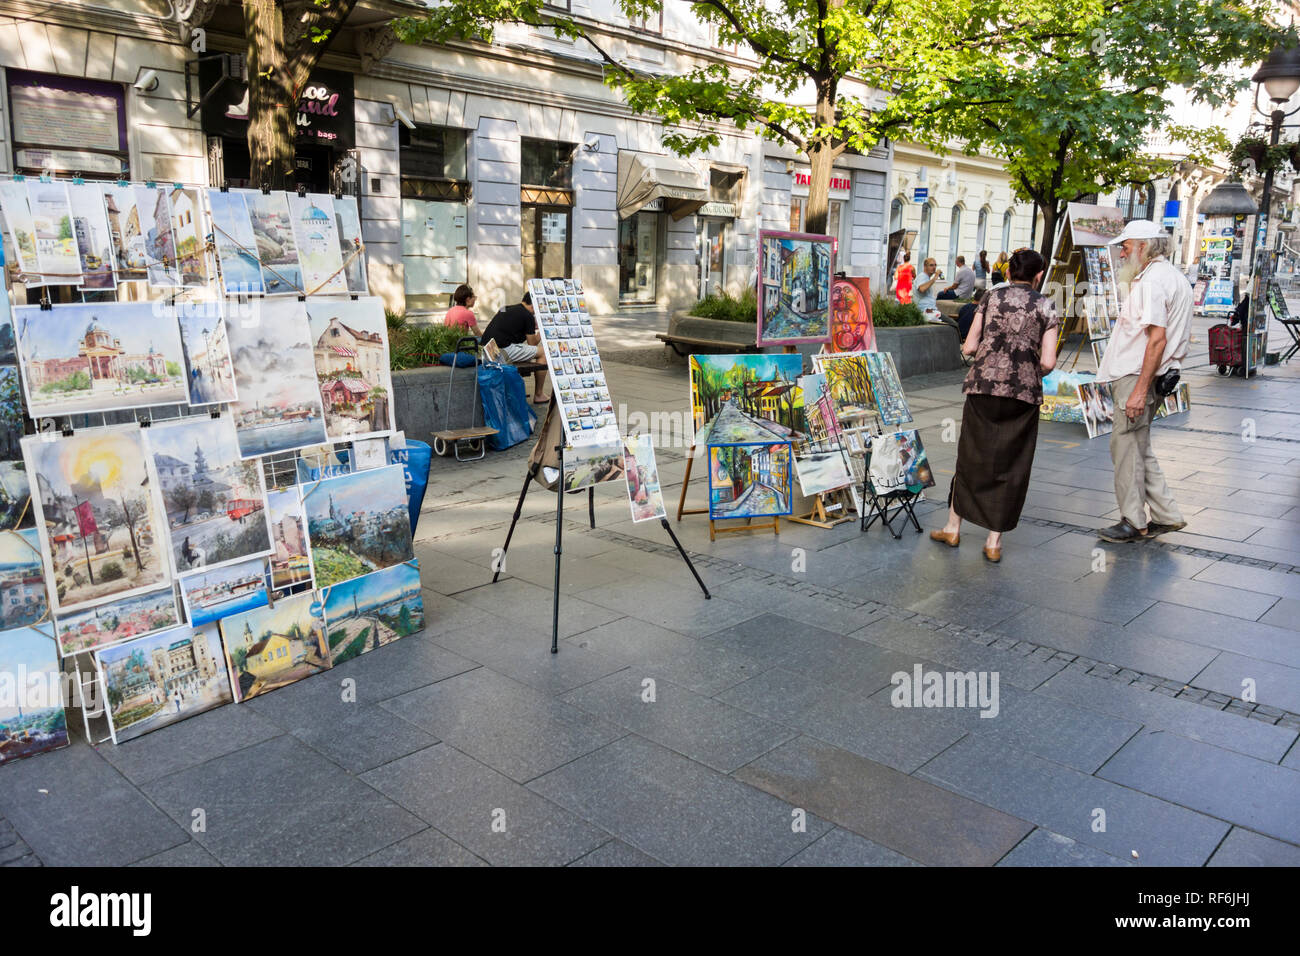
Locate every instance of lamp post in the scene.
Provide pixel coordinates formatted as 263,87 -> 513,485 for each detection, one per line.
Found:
1249,45 -> 1300,278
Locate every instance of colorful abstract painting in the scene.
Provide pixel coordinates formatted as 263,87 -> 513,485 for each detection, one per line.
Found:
812,350 -> 876,420
758,230 -> 833,346
793,373 -> 853,497
868,430 -> 935,492
708,442 -> 793,519
829,276 -> 876,352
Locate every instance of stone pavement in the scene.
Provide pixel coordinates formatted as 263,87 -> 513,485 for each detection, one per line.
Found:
2,315 -> 1299,866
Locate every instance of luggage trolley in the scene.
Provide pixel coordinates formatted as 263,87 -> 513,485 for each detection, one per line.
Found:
431,336 -> 498,461
1208,323 -> 1245,376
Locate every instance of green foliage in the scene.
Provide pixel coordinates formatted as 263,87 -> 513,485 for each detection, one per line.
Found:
689,288 -> 758,323
872,296 -> 925,327
389,322 -> 468,370
1230,134 -> 1297,177
40,369 -> 91,394
99,562 -> 124,582
165,361 -> 182,377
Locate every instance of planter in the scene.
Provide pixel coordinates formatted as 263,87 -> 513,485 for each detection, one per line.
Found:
875,324 -> 964,377
668,311 -> 760,350
390,364 -> 485,443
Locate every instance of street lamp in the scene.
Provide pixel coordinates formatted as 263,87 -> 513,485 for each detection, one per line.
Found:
1249,44 -> 1300,278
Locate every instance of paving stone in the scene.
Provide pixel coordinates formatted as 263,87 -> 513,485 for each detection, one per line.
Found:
916,734 -> 1229,866
1193,560 -> 1300,601
568,840 -> 665,867
735,736 -> 1031,866
351,828 -> 488,866
129,841 -> 221,867
1192,652 -> 1300,714
1259,597 -> 1300,633
379,668 -> 625,783
996,828 -> 1134,867
529,735 -> 831,866
906,587 -> 1029,630
574,576 -> 764,637
1128,603 -> 1300,670
451,578 -> 625,639
361,744 -> 608,866
433,624 -> 629,696
1098,730 -> 1300,845
783,827 -> 922,867
1206,827 -> 1300,867
142,735 -> 425,867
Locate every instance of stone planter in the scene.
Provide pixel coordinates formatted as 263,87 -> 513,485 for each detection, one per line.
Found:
874,324 -> 964,377
391,364 -> 485,443
667,311 -> 760,352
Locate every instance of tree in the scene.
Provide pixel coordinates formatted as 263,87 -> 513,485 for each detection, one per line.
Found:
167,484 -> 198,522
926,1 -> 1282,261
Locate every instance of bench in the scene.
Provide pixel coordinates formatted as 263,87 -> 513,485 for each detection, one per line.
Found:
655,332 -> 758,357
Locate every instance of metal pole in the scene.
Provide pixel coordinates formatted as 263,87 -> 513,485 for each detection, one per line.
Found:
551,442 -> 564,654
1250,108 -> 1281,281
659,517 -> 711,599
492,463 -> 537,584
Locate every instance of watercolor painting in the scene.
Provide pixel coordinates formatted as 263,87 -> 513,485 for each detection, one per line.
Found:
146,415 -> 271,573
1077,380 -> 1115,439
324,560 -> 423,665
226,299 -> 329,458
689,353 -> 804,446
180,555 -> 268,626
55,585 -> 180,658
708,442 -> 793,519
66,181 -> 116,291
207,189 -> 264,295
169,186 -> 209,288
289,193 -> 347,294
1067,202 -> 1126,248
219,590 -> 331,702
0,180 -> 39,275
23,428 -> 168,614
793,373 -> 853,497
27,180 -> 80,286
95,622 -> 232,744
177,300 -> 238,406
0,460 -> 34,533
303,464 -> 413,588
0,364 -> 23,459
562,439 -> 625,492
14,301 -> 187,417
332,196 -> 368,294
758,230 -> 833,345
101,183 -> 148,282
0,528 -> 46,630
241,189 -> 303,294
267,488 -> 313,594
622,434 -> 666,523
307,298 -> 395,442
0,625 -> 69,766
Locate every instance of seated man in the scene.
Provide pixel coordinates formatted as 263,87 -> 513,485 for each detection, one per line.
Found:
913,258 -> 942,317
481,290 -> 550,403
956,289 -> 985,341
937,255 -> 977,300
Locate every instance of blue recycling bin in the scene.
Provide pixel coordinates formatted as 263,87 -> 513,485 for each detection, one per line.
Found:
317,439 -> 432,536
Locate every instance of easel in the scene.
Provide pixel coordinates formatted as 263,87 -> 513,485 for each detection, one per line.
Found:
786,485 -> 854,529
494,400 -> 710,654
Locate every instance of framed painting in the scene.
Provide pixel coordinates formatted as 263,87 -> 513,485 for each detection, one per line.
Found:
757,230 -> 833,346
707,441 -> 794,519
323,560 -> 423,665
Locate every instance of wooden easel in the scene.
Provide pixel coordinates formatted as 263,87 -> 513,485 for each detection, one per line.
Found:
709,513 -> 780,541
786,486 -> 854,529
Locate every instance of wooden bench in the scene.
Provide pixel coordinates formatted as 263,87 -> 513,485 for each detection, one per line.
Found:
656,332 -> 758,357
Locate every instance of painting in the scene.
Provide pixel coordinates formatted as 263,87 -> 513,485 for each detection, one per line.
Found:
0,626 -> 69,766
865,351 -> 912,425
1066,202 -> 1126,248
27,180 -> 81,286
331,196 -> 368,294
23,428 -> 169,614
241,189 -> 304,294
757,230 -> 833,346
306,297 -> 395,442
267,488 -> 313,594
95,623 -> 232,744
324,560 -> 423,665
829,276 -> 876,352
1090,339 -> 1107,368
689,353 -> 803,446
1039,371 -> 1088,424
101,184 -> 147,283
1076,380 -> 1115,439
708,442 -> 793,519
0,180 -> 39,275
0,365 -> 23,459
562,439 -> 625,492
812,350 -> 876,419
169,186 -> 209,288
622,434 -> 666,523
219,590 -> 331,702
793,373 -> 853,497
0,528 -> 46,630
303,464 -> 413,588
288,193 -> 347,294
226,298 -> 329,458
67,181 -> 116,291
145,415 -> 272,574
0,460 -> 33,532
207,189 -> 264,295
177,300 -> 238,406
180,556 -> 268,627
868,430 -> 935,493
55,586 -> 180,658
14,302 -> 187,417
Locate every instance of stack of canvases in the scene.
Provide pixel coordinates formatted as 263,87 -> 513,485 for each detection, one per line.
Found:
0,179 -> 423,761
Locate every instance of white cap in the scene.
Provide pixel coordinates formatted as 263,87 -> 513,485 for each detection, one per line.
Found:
1109,219 -> 1167,244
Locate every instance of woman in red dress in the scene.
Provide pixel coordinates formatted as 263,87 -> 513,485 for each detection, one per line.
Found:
893,253 -> 916,304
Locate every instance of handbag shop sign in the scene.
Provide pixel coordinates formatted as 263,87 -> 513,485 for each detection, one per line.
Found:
198,62 -> 355,149
792,169 -> 852,200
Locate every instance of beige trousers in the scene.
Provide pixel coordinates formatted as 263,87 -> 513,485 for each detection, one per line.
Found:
1108,374 -> 1183,529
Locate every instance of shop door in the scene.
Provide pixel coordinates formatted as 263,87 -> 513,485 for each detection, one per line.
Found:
522,205 -> 571,280
401,198 -> 467,312
698,218 -> 726,298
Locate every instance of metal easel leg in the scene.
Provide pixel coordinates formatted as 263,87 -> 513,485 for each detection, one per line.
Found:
552,443 -> 564,654
659,517 -> 711,599
493,462 -> 538,583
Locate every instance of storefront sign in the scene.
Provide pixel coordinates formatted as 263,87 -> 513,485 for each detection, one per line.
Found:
1203,278 -> 1235,317
913,187 -> 929,202
792,168 -> 852,201
696,201 -> 737,218
198,62 -> 354,149
7,69 -> 127,174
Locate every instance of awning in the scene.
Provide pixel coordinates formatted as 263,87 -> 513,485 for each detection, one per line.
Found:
617,150 -> 708,221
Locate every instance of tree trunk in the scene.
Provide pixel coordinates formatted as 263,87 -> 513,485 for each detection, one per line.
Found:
803,84 -> 837,237
1038,201 -> 1063,265
244,0 -> 295,190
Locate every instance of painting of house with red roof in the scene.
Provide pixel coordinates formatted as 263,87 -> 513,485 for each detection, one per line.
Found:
306,297 -> 394,442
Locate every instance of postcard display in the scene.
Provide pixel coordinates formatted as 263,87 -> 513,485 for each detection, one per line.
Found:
0,177 -> 426,764
492,278 -> 708,654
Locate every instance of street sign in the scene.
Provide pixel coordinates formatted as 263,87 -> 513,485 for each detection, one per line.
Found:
913,187 -> 928,202
1162,199 -> 1180,229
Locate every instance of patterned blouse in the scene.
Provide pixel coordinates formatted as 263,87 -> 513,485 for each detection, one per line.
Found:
962,284 -> 1060,405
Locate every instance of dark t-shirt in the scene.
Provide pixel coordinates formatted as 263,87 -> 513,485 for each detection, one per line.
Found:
481,304 -> 536,348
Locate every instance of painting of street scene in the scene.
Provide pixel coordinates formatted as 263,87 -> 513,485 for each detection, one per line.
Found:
241,188 -> 304,294
24,428 -> 168,614
96,623 -> 232,744
562,439 -> 624,492
813,350 -> 876,420
177,304 -> 237,405
267,488 -> 313,594
67,181 -> 116,291
622,434 -> 666,523
101,184 -> 148,282
226,299 -> 329,458
332,196 -> 368,294
169,186 -> 208,288
0,180 -> 38,274
14,302 -> 187,417
0,528 -> 46,630
758,230 -> 833,345
304,464 -> 413,588
690,353 -> 804,446
0,625 -> 68,766
865,351 -> 913,426
207,189 -> 264,295
180,556 -> 268,627
146,415 -> 271,573
219,590 -> 331,702
307,298 -> 395,442
709,442 -> 793,519
55,586 -> 180,658
27,180 -> 80,285
325,560 -> 423,665
794,373 -> 854,497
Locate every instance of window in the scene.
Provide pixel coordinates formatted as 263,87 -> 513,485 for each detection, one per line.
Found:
630,8 -> 662,33
521,138 -> 575,190
1001,209 -> 1013,253
917,202 -> 933,260
947,205 -> 962,275
399,124 -> 467,184
1115,185 -> 1155,221
543,0 -> 570,9
889,198 -> 903,234
709,167 -> 744,204
976,207 -> 988,253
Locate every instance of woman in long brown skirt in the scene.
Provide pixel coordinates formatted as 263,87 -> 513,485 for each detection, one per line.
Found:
930,249 -> 1059,562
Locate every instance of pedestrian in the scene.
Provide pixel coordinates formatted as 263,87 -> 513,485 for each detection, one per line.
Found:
481,290 -> 550,403
930,249 -> 1059,562
1094,220 -> 1190,543
993,250 -> 1010,278
444,284 -> 481,335
893,253 -> 916,304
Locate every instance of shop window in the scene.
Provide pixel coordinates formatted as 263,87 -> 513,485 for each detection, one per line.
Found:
6,69 -> 127,178
401,124 -> 470,311
619,210 -> 658,303
521,138 -> 575,190
399,124 -> 467,185
890,198 -> 903,234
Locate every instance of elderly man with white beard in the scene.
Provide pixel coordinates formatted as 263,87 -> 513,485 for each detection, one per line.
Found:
1094,220 -> 1192,544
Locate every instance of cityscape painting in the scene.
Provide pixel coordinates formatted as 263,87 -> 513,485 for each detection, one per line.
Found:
225,299 -> 329,458
0,180 -> 39,275
67,181 -> 116,291
812,350 -> 876,419
758,230 -> 833,346
207,189 -> 264,295
306,298 -> 395,442
0,460 -> 33,532
0,528 -> 47,630
332,196 -> 369,294
622,434 -> 666,523
708,442 -> 794,519
145,415 -> 271,573
865,351 -> 913,426
219,590 -> 331,702
266,488 -> 313,594
303,464 -> 413,588
179,556 -> 269,627
27,180 -> 80,285
240,188 -> 304,294
169,186 -> 209,288
0,625 -> 69,766
14,302 -> 187,417
324,560 -> 423,665
177,302 -> 238,405
95,622 -> 233,744
689,353 -> 804,446
55,585 -> 180,658
289,193 -> 347,294
23,428 -> 169,614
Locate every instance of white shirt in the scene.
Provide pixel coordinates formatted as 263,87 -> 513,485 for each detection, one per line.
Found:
1096,257 -> 1192,383
952,266 -> 976,298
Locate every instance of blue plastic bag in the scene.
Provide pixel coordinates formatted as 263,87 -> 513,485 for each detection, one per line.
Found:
478,364 -> 536,451
330,440 -> 432,536
439,352 -> 477,368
